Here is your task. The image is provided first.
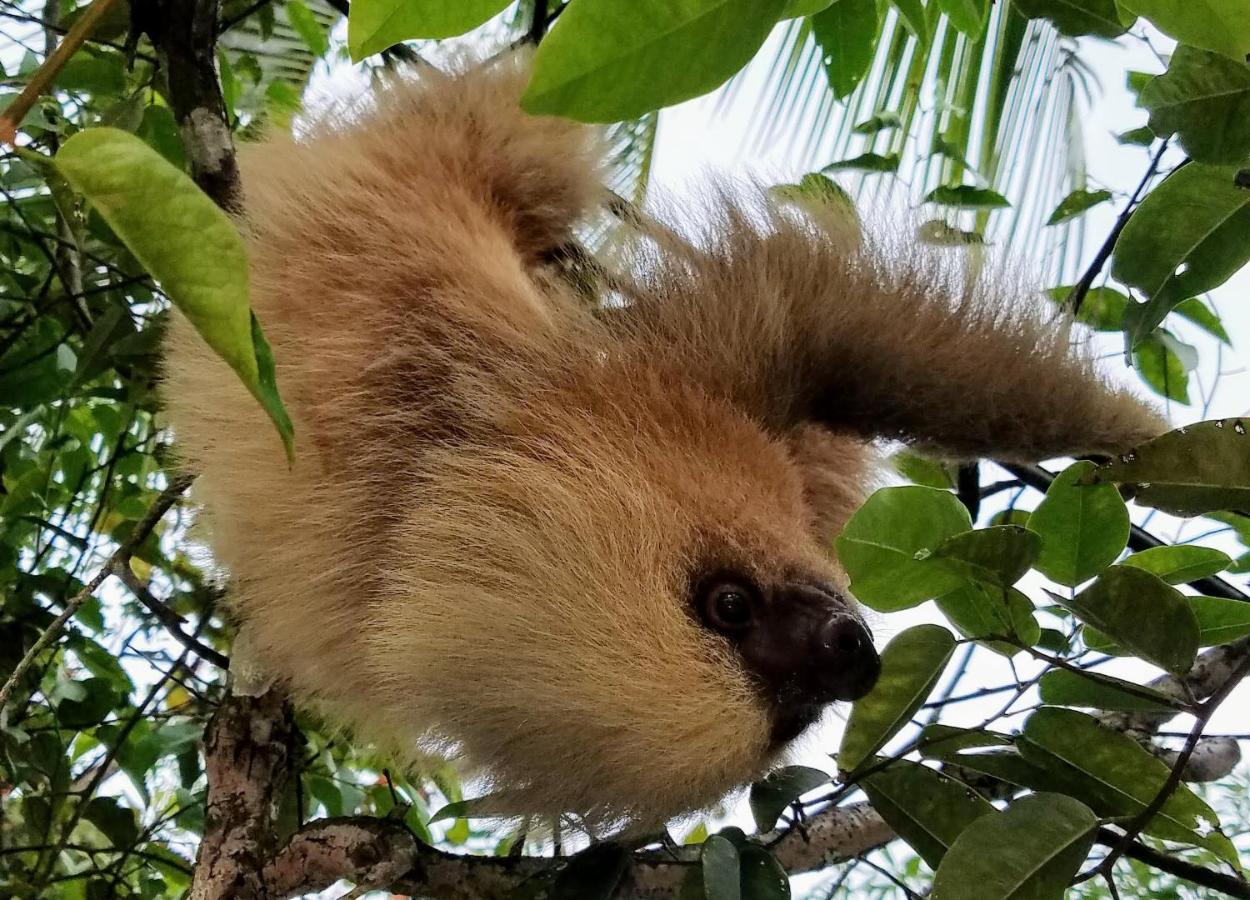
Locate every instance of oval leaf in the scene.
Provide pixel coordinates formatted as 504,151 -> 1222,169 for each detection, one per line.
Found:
1092,419 -> 1250,516
1021,708 -> 1237,863
861,760 -> 994,869
1045,188 -> 1113,226
522,0 -> 788,122
1112,164 -> 1250,339
738,845 -> 790,900
932,526 -> 1041,588
1191,594 -> 1250,646
1037,668 -> 1181,713
1140,45 -> 1250,164
1119,0 -> 1250,60
347,0 -> 512,58
1014,0 -> 1131,37
1027,461 -> 1129,587
838,624 -> 956,772
1049,566 -> 1199,673
811,0 -> 880,98
701,834 -> 741,900
54,128 -> 294,460
836,486 -> 973,611
1122,545 -> 1230,583
748,766 -> 831,832
936,585 -> 1040,656
930,793 -> 1098,900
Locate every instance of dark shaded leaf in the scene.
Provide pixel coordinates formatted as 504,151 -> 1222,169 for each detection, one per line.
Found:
749,766 -> 830,832
861,760 -> 993,869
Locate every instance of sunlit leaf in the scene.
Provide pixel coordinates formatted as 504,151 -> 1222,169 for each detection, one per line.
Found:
347,0 -> 511,58
1119,0 -> 1250,60
54,128 -> 294,460
523,0 -> 789,122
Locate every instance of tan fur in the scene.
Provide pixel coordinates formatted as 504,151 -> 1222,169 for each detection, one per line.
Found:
162,56 -> 1163,831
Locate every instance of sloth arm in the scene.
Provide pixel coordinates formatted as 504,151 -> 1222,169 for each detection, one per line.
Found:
623,208 -> 1165,463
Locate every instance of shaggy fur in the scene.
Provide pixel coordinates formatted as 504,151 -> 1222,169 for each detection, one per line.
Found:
162,56 -> 1163,830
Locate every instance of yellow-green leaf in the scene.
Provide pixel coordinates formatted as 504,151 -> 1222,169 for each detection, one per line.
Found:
54,128 -> 294,461
347,0 -> 512,59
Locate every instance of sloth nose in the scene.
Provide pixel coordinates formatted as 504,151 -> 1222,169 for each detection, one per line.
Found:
807,614 -> 880,702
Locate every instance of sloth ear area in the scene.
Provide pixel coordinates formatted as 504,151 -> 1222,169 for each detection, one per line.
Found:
783,425 -> 876,546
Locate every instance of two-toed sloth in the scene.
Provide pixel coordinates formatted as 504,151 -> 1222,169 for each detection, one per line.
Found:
163,55 -> 1162,831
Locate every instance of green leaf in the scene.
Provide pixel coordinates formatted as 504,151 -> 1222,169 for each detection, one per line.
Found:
1045,285 -> 1129,331
891,451 -> 955,489
286,0 -> 329,57
83,796 -> 140,847
822,151 -> 900,173
930,793 -> 1098,900
1132,332 -> 1191,403
811,0 -> 880,99
923,185 -> 1011,209
1092,419 -> 1250,516
55,676 -> 119,728
1112,164 -> 1250,340
553,843 -> 630,900
936,585 -> 1041,656
1118,0 -> 1250,60
701,835 -> 741,900
1172,297 -> 1231,344
54,128 -> 294,461
861,760 -> 994,869
891,0 -> 929,45
770,174 -> 860,230
347,0 -> 512,58
1037,668 -> 1180,712
932,526 -> 1041,588
1122,545 -> 1230,583
1021,708 -> 1237,862
1190,594 -> 1250,645
1140,46 -> 1250,164
738,846 -> 790,900
1045,188 -> 1113,225
1049,566 -> 1200,673
1027,462 -> 1130,587
428,794 -> 507,823
748,766 -> 831,832
936,0 -> 988,35
852,111 -> 902,134
1116,125 -> 1156,146
836,486 -> 973,611
837,625 -> 956,772
781,0 -> 834,16
522,0 -> 788,122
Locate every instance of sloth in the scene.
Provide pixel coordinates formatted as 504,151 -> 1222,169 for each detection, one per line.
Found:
162,55 -> 1163,831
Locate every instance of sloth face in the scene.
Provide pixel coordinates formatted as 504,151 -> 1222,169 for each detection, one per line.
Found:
691,572 -> 879,747
362,374 -> 882,829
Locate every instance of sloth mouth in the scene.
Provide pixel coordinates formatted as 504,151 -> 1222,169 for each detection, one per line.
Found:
768,700 -> 823,747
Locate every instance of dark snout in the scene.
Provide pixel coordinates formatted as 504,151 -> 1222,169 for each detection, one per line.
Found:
739,583 -> 880,745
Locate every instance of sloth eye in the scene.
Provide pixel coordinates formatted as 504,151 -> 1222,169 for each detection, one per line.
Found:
698,580 -> 757,634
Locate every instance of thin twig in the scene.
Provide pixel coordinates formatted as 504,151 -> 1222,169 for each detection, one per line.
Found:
0,0 -> 124,143
110,561 -> 230,669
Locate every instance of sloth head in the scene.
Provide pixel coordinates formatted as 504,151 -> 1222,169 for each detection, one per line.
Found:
360,357 -> 882,831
